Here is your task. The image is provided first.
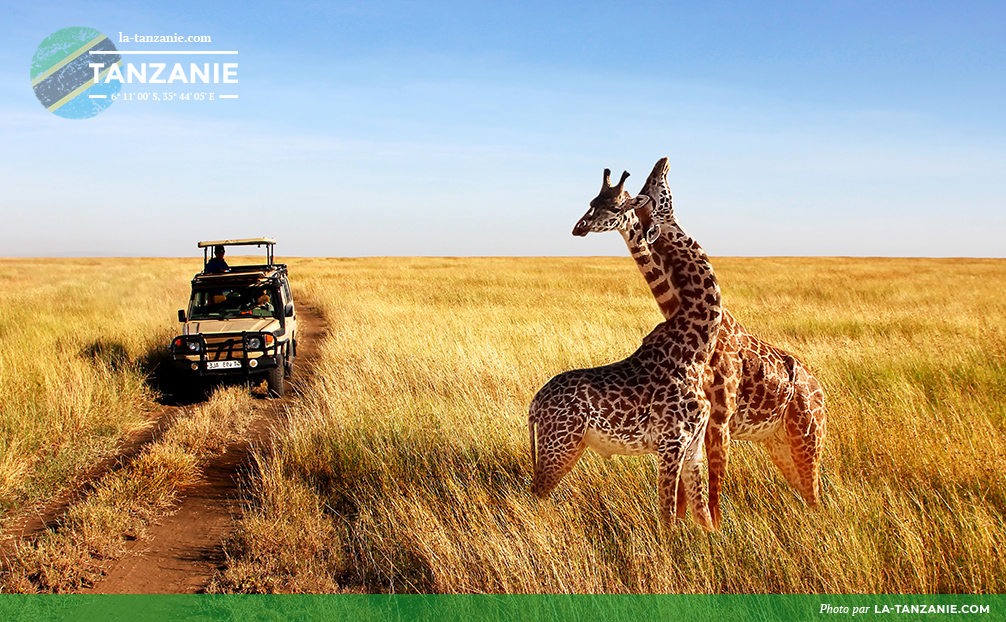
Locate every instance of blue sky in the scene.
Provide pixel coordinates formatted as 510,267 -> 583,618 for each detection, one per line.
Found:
2,1 -> 1004,257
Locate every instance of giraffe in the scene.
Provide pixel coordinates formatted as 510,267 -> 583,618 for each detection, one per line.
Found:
572,158 -> 827,528
528,164 -> 723,530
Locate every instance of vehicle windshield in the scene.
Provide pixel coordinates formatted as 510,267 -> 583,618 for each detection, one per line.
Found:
188,287 -> 278,320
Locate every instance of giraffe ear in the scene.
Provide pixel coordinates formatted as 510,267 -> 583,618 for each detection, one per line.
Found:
645,224 -> 661,244
624,195 -> 650,212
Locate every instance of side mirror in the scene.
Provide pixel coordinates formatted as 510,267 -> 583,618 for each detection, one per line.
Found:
284,304 -> 294,318
178,310 -> 186,322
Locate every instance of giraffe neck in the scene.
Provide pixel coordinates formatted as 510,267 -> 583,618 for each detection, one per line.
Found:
645,211 -> 721,363
616,210 -> 680,320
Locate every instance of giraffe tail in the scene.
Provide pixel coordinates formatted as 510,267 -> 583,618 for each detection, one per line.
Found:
528,410 -> 538,472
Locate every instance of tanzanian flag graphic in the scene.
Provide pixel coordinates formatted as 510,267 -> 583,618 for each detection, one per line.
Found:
31,27 -> 122,119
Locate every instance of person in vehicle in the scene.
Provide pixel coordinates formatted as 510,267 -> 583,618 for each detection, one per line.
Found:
205,245 -> 229,273
241,290 -> 274,316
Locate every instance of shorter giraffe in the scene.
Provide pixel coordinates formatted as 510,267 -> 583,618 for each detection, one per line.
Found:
574,159 -> 827,527
529,169 -> 722,530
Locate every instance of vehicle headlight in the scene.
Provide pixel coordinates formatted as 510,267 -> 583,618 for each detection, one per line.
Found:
186,340 -> 202,352
247,336 -> 262,350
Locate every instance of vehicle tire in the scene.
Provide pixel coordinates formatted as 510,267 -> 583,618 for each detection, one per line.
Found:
266,364 -> 285,398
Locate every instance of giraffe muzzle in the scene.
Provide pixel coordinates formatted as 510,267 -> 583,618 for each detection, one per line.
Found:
572,220 -> 590,237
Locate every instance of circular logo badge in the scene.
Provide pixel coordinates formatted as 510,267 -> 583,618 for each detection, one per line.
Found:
31,27 -> 123,119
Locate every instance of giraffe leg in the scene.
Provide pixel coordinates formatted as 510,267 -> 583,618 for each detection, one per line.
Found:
656,442 -> 688,526
680,421 -> 714,531
763,431 -> 801,497
677,393 -> 727,522
657,388 -> 713,531
782,373 -> 826,506
704,353 -> 740,529
704,422 -> 730,529
678,361 -> 737,525
764,411 -> 822,507
676,444 -> 704,521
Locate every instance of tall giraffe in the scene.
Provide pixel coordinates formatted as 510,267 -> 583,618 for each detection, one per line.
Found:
573,158 -> 827,527
528,165 -> 723,530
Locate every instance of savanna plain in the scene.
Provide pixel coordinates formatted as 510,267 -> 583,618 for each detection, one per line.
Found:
1,256 -> 1004,594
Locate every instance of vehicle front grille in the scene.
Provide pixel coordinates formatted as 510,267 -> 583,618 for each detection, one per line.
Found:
203,334 -> 248,360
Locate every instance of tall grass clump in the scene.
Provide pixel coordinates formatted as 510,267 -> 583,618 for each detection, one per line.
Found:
0,258 -> 199,514
217,257 -> 1006,593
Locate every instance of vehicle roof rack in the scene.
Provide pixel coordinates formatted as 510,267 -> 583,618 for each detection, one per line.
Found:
199,238 -> 276,270
198,238 -> 276,248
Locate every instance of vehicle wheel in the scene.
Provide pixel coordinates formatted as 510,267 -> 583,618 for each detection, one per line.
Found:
266,364 -> 285,398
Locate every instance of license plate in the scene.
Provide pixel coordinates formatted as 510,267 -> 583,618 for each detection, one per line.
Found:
207,360 -> 241,370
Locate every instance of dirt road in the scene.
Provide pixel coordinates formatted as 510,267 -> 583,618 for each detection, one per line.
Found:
89,305 -> 325,593
2,306 -> 325,594
90,306 -> 325,593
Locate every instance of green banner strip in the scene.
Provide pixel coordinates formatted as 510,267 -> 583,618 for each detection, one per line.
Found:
0,594 -> 1000,622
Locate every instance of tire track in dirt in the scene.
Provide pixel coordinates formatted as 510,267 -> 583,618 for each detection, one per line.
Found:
1,305 -> 326,594
0,409 -> 178,548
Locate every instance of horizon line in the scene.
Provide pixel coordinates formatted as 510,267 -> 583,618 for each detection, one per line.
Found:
1,254 -> 1003,261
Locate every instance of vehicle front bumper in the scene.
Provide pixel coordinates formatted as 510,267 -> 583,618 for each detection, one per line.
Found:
171,352 -> 283,376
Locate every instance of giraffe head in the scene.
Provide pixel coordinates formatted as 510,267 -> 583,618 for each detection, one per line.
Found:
572,168 -> 631,237
620,157 -> 672,244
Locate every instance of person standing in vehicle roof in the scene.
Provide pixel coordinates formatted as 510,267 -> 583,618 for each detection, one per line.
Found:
205,245 -> 229,273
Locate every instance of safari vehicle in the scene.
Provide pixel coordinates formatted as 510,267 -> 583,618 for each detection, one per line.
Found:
170,238 -> 297,397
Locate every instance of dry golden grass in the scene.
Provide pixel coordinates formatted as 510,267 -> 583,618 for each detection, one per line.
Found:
210,456 -> 347,594
4,441 -> 199,593
0,258 -> 198,512
0,256 -> 267,592
163,385 -> 258,457
3,256 -> 1004,594
216,256 -> 1006,594
0,256 -> 281,516
4,386 -> 254,593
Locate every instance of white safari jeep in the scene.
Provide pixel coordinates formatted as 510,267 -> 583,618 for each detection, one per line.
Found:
171,238 -> 297,397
